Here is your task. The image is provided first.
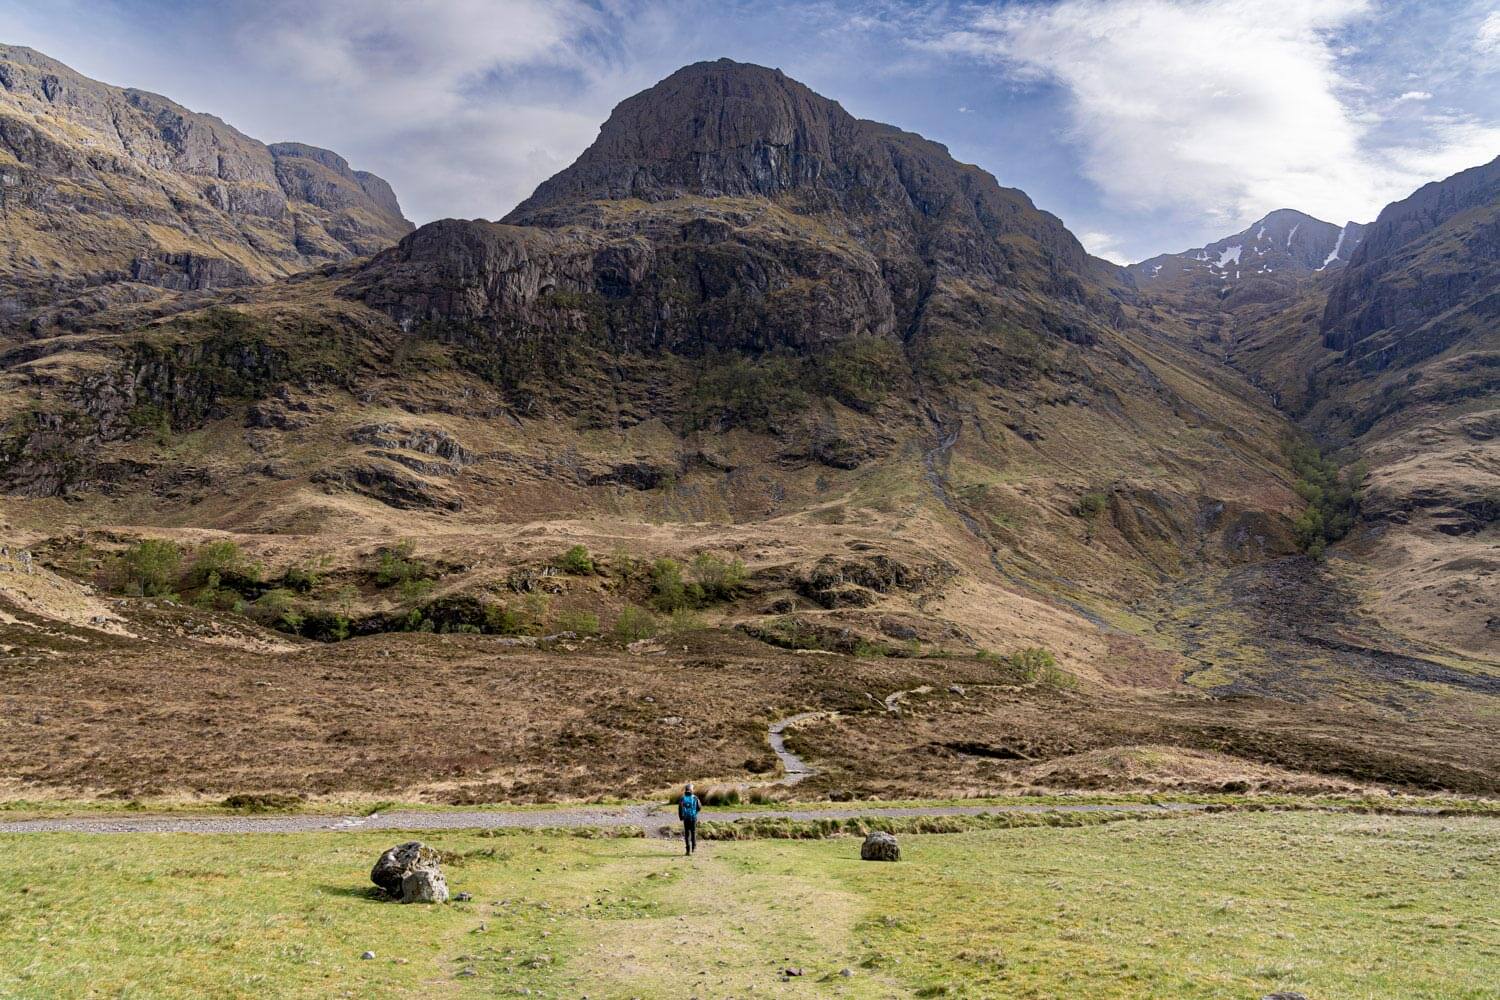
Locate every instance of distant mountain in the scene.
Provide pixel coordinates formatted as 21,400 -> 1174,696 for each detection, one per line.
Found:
0,45 -> 413,334
1133,209 -> 1365,286
1133,162 -> 1499,660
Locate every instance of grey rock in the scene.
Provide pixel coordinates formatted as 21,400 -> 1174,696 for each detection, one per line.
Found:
371,840 -> 448,903
360,951 -> 375,960
860,831 -> 900,862
401,867 -> 450,904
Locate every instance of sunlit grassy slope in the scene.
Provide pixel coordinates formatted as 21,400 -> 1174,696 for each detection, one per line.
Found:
2,811 -> 1495,999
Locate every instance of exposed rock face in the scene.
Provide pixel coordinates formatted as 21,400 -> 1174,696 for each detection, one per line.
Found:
347,59 -> 1124,358
371,841 -> 449,902
860,830 -> 900,861
0,44 -> 412,333
1321,155 -> 1499,370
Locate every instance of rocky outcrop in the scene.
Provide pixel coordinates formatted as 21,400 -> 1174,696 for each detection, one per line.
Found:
0,44 -> 412,332
794,554 -> 955,609
1321,156 -> 1499,369
345,59 -> 1125,364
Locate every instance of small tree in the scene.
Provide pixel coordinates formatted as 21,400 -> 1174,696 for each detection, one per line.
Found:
612,605 -> 657,642
556,545 -> 594,575
118,539 -> 182,597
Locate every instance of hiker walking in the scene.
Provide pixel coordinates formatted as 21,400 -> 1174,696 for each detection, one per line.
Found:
678,782 -> 702,855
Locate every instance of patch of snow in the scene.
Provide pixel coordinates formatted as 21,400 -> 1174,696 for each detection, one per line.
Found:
1255,224 -> 1266,240
1286,223 -> 1299,246
1316,224 -> 1349,271
1216,245 -> 1242,267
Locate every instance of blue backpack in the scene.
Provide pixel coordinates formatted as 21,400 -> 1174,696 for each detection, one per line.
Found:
678,794 -> 701,821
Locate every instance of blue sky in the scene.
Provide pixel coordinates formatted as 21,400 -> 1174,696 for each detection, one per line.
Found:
2,0 -> 1496,262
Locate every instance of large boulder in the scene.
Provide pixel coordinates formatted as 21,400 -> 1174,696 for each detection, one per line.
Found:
371,841 -> 449,903
860,830 -> 900,862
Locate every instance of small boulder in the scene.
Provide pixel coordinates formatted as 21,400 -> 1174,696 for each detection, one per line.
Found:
372,841 -> 449,903
860,831 -> 901,862
1261,995 -> 1308,1000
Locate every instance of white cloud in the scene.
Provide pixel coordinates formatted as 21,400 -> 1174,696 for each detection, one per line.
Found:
1479,10 -> 1500,53
1396,90 -> 1432,101
1079,230 -> 1129,264
220,0 -> 613,221
926,0 -> 1499,242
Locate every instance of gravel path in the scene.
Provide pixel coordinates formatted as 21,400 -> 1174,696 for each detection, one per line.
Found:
0,801 -> 1208,835
764,712 -> 823,785
0,715 -> 1212,836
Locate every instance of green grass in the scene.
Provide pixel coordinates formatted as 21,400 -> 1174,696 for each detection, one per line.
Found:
2,812 -> 1495,998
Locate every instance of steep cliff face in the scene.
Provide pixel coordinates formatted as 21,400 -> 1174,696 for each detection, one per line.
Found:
353,59 -> 1122,361
1320,155 -> 1499,369
0,45 -> 412,334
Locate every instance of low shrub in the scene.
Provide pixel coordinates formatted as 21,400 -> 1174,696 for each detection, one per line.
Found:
556,545 -> 594,575
555,609 -> 600,636
690,552 -> 746,601
612,605 -> 656,642
1075,491 -> 1108,518
114,539 -> 182,598
649,558 -> 694,612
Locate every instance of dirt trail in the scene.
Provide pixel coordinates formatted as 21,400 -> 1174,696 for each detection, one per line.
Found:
765,712 -> 823,785
0,801 -> 1208,836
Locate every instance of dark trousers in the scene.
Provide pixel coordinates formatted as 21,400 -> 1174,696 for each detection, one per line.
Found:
682,817 -> 697,853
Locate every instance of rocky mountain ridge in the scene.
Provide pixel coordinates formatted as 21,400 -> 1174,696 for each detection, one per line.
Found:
0,44 -> 412,335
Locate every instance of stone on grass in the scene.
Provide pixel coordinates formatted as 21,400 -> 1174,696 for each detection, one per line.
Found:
1261,994 -> 1308,1000
401,867 -> 450,904
371,841 -> 449,903
360,951 -> 375,960
860,831 -> 901,862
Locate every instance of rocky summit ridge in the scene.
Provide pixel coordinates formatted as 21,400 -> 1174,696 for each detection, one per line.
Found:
0,44 -> 413,334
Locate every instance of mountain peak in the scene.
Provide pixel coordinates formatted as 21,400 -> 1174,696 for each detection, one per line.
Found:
505,59 -> 861,220
1132,208 -> 1367,284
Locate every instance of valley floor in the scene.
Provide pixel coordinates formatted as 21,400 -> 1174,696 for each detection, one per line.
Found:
2,811 -> 1495,999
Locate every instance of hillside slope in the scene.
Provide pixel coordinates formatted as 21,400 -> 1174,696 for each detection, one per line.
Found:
0,45 -> 413,335
1134,159 -> 1498,659
0,58 -> 1492,802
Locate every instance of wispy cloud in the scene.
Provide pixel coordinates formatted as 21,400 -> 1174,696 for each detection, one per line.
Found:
1479,10 -> 1500,53
1079,230 -> 1129,264
923,0 -> 1500,246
